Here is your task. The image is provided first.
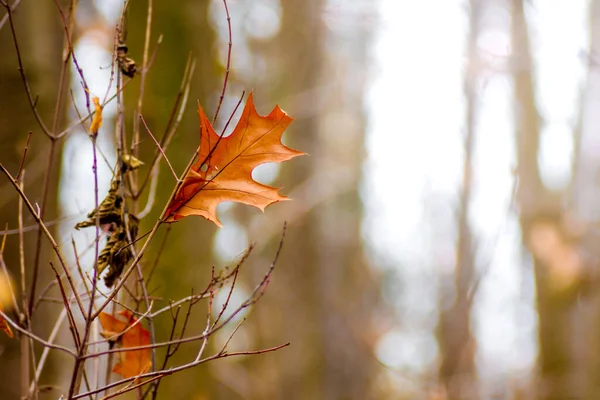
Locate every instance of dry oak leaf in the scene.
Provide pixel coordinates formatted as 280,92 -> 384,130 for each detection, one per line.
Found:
99,310 -> 151,379
164,92 -> 305,226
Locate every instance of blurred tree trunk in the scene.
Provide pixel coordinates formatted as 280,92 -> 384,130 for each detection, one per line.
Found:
568,1 -> 600,398
0,1 -> 65,399
511,0 -> 596,399
226,1 -> 383,399
436,2 -> 480,399
125,1 -> 220,399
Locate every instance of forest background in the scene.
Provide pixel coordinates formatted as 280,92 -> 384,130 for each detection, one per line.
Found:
1,0 -> 599,399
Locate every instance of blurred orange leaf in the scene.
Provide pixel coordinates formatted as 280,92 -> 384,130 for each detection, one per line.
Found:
0,302 -> 13,339
99,310 -> 151,379
164,93 -> 304,226
0,271 -> 14,339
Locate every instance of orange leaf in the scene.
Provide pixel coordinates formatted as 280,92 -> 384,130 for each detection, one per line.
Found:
99,310 -> 152,379
164,93 -> 304,226
0,274 -> 13,338
0,302 -> 13,339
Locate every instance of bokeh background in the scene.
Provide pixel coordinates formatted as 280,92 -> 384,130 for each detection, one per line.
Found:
1,0 -> 599,399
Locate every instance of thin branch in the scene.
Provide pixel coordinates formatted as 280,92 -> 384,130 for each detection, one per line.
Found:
212,0 -> 232,124
67,135 -> 102,398
18,174 -> 27,318
49,262 -> 81,348
16,131 -> 32,181
136,56 -> 196,197
136,165 -> 159,220
130,0 -> 154,198
29,308 -> 67,395
0,0 -> 22,31
75,343 -> 290,399
139,115 -> 177,180
0,309 -> 76,357
52,0 -> 92,112
0,213 -> 83,236
86,227 -> 285,358
28,141 -> 58,317
1,1 -> 52,137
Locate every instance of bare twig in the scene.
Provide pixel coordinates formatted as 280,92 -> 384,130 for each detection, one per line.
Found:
75,343 -> 290,399
0,0 -> 22,31
86,226 -> 285,358
29,308 -> 67,395
136,56 -> 196,197
16,131 -> 32,181
1,1 -> 52,137
67,134 -> 102,398
17,174 -> 27,317
212,0 -> 233,124
49,262 -> 81,348
139,115 -> 177,180
0,309 -> 76,357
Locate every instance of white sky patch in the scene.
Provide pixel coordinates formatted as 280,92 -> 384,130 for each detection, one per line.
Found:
364,0 -> 465,263
364,0 -> 466,379
364,0 -> 588,391
528,0 -> 589,189
214,218 -> 250,262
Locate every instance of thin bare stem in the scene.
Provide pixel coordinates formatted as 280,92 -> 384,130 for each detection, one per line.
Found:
75,343 -> 290,399
212,0 -> 232,124
130,0 -> 153,199
52,0 -> 91,112
145,225 -> 170,286
18,174 -> 27,316
67,135 -> 102,398
29,308 -> 67,395
0,213 -> 83,236
149,292 -> 212,318
86,227 -> 285,358
28,140 -> 58,317
136,166 -> 159,220
139,115 -> 177,180
1,1 -> 52,137
136,57 -> 196,197
16,131 -> 32,181
0,309 -> 76,357
50,262 -> 81,348
0,0 -> 22,31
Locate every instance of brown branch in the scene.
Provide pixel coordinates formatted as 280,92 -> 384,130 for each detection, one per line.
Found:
139,115 -> 177,180
0,1 -> 52,137
75,343 -> 290,399
49,262 -> 81,349
16,131 -> 32,181
212,0 -> 233,124
0,164 -> 79,306
85,227 -> 285,358
0,0 -> 22,31
0,309 -> 76,357
136,56 -> 196,197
